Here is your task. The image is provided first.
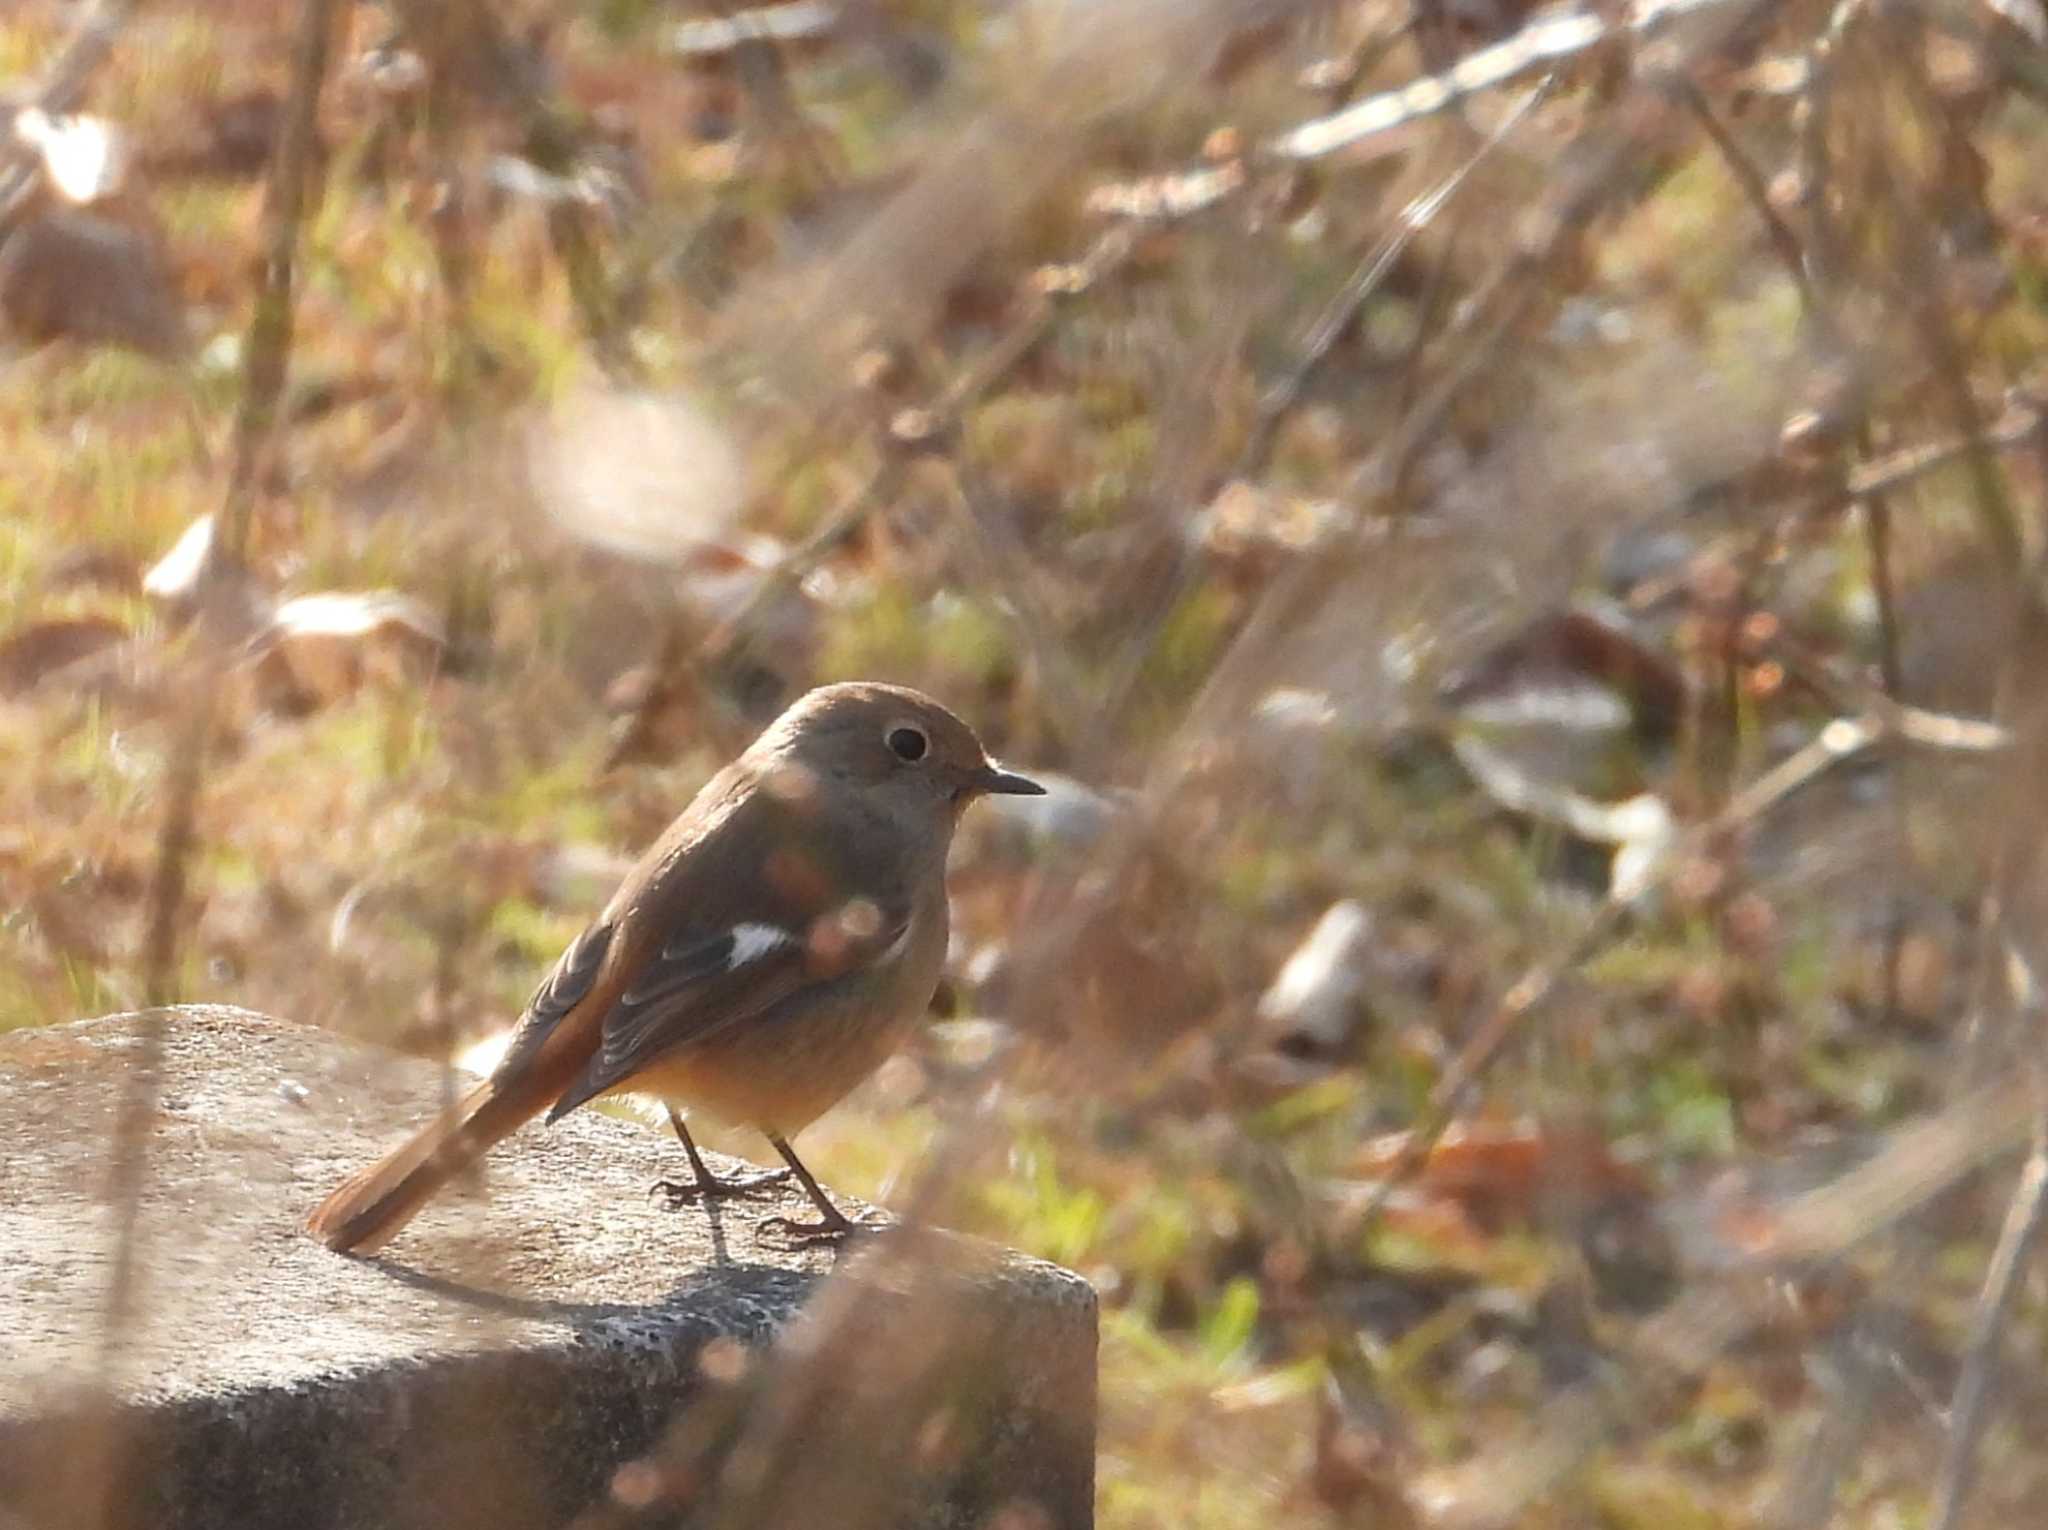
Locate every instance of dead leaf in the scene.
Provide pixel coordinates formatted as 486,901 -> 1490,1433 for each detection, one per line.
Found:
1308,1376 -> 1421,1525
141,515 -> 218,607
13,108 -> 129,205
0,616 -> 128,695
1441,605 -> 1688,743
1351,1119 -> 1648,1221
268,591 -> 446,647
141,515 -> 272,636
1438,606 -> 1683,897
1450,734 -> 1676,901
1257,900 -> 1373,1054
0,205 -> 189,360
249,591 -> 446,711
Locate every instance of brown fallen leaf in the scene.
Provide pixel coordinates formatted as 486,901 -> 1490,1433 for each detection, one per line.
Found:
1307,1374 -> 1421,1526
1440,604 -> 1689,743
0,205 -> 189,360
1351,1118 -> 1648,1222
248,591 -> 447,712
0,615 -> 128,695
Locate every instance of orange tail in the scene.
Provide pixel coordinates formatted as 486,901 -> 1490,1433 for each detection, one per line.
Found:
305,1079 -> 550,1254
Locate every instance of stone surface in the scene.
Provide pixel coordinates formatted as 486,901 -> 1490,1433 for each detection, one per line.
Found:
0,1007 -> 1096,1530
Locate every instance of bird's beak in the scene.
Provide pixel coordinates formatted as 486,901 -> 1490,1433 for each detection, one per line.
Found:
975,761 -> 1046,796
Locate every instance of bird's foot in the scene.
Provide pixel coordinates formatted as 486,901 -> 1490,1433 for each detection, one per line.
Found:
649,1165 -> 792,1209
754,1204 -> 876,1248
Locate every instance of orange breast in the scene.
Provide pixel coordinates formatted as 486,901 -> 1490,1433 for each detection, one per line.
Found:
622,1004 -> 921,1136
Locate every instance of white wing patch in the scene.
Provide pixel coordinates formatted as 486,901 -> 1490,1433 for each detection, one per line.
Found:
730,922 -> 796,966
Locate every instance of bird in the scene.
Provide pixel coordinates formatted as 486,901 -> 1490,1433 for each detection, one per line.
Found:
306,681 -> 1043,1254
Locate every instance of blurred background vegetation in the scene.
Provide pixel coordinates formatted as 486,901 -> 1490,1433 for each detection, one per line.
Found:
7,0 -> 2048,1523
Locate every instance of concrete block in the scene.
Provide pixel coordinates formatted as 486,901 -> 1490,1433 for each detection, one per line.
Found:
0,1007 -> 1096,1530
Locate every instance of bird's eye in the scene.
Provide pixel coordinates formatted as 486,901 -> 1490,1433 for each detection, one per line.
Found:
886,724 -> 929,762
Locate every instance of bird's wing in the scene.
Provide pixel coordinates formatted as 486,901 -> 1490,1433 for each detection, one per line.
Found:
546,899 -> 913,1119
492,918 -> 617,1082
526,781 -> 916,1121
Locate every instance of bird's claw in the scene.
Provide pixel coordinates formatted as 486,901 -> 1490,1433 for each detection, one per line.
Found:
754,1207 -> 878,1248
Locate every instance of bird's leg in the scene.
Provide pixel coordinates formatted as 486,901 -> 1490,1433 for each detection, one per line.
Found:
754,1132 -> 862,1242
651,1108 -> 791,1208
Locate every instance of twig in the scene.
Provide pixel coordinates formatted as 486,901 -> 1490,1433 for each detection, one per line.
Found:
1378,257 -> 1544,498
1432,1067 -> 2041,1527
1266,0 -> 1739,160
385,0 -> 639,379
1618,400 -> 2048,614
106,3 -> 338,1524
140,0 -> 337,1005
928,457 -> 1092,747
1807,18 -> 1906,699
136,0 -> 336,1019
1235,77 -> 1553,484
220,0 -> 338,544
723,15 -> 845,194
1349,77 -> 1707,508
1860,471 -> 1907,688
1931,1127 -> 2048,1530
420,65 -> 488,391
1094,86 -> 1554,724
1666,62 -> 1915,733
1863,11 -> 2025,569
1298,19 -> 1410,106
1845,397 -> 2047,502
606,226 -> 1139,768
1346,707 -> 1989,1242
1785,0 -> 1905,736
1765,629 -> 2007,751
1671,75 -> 1815,314
1781,29 -> 1918,1339
1796,0 -> 1870,293
1671,22 -> 1907,730
1767,1281 -> 1921,1528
